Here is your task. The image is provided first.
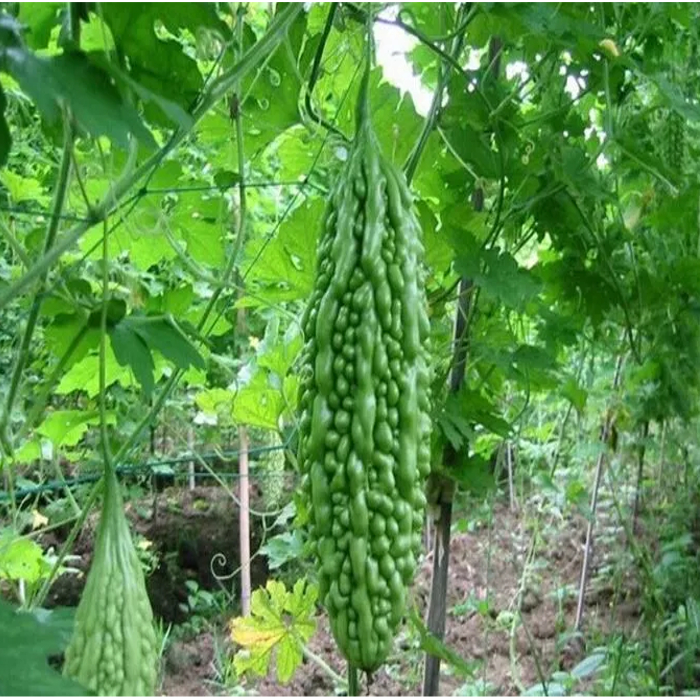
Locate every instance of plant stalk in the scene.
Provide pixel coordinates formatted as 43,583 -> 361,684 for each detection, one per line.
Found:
301,644 -> 346,688
0,113 -> 73,455
347,663 -> 359,696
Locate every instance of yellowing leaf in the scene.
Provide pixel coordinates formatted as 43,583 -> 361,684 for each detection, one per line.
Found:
31,511 -> 49,530
231,618 -> 284,650
599,38 -> 620,58
229,578 -> 318,684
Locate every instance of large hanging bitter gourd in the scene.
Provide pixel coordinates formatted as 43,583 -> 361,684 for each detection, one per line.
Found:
260,430 -> 286,510
63,469 -> 158,695
298,75 -> 431,672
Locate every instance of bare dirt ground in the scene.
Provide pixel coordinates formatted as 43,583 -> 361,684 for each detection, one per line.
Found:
152,497 -> 640,697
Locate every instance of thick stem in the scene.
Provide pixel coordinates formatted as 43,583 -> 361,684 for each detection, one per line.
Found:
506,440 -> 516,511
187,424 -> 195,491
423,483 -> 454,696
347,664 -> 359,697
632,420 -> 650,531
0,114 -> 73,453
404,6 -> 467,183
422,276 -> 472,696
99,215 -> 114,478
657,420 -> 667,490
301,645 -> 346,688
304,4 -> 345,140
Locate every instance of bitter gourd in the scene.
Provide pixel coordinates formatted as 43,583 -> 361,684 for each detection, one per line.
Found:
298,73 -> 431,672
260,431 -> 285,510
63,469 -> 158,696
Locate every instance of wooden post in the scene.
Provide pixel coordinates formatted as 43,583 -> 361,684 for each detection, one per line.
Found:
239,425 -> 251,616
575,354 -> 624,631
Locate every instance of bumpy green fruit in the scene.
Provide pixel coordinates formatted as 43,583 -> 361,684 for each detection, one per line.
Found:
298,75 -> 431,672
260,432 -> 285,510
63,469 -> 158,696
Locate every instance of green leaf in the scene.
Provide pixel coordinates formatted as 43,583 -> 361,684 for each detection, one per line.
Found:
17,3 -> 62,49
0,531 -> 44,583
56,343 -> 153,396
113,67 -> 193,130
570,651 -> 606,679
523,681 -> 567,696
418,201 -> 453,276
13,439 -> 42,463
109,315 -> 204,395
241,198 -> 323,306
649,73 -> 700,122
0,170 -> 50,205
35,409 -> 116,448
129,316 -> 205,372
258,335 -> 303,378
110,324 -> 155,397
241,34 -> 303,155
560,377 -> 587,413
276,635 -> 302,684
81,200 -> 176,269
0,599 -> 88,696
259,531 -> 305,570
449,453 -> 497,495
233,371 -> 285,431
4,46 -> 156,149
443,389 -> 512,439
170,192 -> 226,268
455,247 -> 541,311
100,4 -> 226,125
195,388 -> 236,422
272,125 -> 317,180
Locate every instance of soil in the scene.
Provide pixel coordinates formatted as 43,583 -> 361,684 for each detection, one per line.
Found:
42,485 -> 269,623
148,499 -> 642,697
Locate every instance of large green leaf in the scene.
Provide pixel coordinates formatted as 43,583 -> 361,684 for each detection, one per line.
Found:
233,370 -> 285,430
2,39 -> 155,149
240,198 -> 323,307
110,314 -> 205,396
240,25 -> 304,156
36,409 -> 116,448
110,324 -> 155,397
0,599 -> 88,696
16,3 -> 62,49
101,4 -> 226,124
455,246 -> 541,311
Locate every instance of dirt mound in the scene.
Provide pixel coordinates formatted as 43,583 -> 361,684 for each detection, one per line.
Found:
164,502 -> 641,696
43,485 -> 269,623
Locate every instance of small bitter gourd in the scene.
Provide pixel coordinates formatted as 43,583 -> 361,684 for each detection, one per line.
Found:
298,73 -> 431,672
260,431 -> 285,510
63,468 -> 158,695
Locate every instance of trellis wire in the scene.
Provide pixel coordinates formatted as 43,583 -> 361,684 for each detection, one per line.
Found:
0,441 -> 292,503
